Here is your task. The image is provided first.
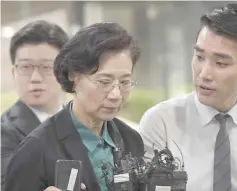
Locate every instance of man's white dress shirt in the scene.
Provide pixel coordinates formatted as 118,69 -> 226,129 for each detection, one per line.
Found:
29,106 -> 63,123
138,92 -> 237,191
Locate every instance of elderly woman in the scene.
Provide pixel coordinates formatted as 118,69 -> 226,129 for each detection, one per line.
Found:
5,22 -> 144,191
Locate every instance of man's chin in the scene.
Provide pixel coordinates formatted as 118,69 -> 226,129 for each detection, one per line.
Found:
197,93 -> 227,111
197,93 -> 214,107
26,100 -> 48,109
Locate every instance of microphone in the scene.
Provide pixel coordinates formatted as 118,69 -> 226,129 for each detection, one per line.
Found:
114,147 -> 123,172
100,154 -> 135,191
145,117 -> 188,191
100,161 -> 114,191
113,152 -> 137,191
100,114 -> 188,191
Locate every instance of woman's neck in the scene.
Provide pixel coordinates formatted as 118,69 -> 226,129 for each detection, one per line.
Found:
72,101 -> 103,136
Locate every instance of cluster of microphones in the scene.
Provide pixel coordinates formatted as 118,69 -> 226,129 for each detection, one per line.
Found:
100,142 -> 188,191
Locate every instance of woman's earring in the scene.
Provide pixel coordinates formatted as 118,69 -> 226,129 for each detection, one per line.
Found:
68,76 -> 74,82
68,72 -> 77,82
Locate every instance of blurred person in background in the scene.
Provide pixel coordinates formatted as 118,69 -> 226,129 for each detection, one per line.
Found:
4,22 -> 144,191
1,20 -> 69,190
139,3 -> 237,191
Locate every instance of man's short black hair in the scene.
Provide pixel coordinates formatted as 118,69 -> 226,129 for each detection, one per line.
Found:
197,3 -> 237,40
54,22 -> 141,93
10,20 -> 69,64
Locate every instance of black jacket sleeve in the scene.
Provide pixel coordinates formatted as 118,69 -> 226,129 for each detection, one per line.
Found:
1,122 -> 22,191
4,136 -> 46,191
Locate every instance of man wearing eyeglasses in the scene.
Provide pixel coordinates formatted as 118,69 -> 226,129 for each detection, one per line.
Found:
1,20 -> 69,190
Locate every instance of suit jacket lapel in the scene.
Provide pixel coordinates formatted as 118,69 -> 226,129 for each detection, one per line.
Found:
10,100 -> 41,136
108,120 -> 124,151
54,105 -> 100,190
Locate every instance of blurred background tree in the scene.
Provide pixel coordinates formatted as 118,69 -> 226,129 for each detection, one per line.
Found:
1,1 -> 229,122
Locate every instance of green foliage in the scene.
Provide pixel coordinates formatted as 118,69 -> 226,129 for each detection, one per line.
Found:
119,88 -> 165,123
1,91 -> 18,113
1,85 -> 193,120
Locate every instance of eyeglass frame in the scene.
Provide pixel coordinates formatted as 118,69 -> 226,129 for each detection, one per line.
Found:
85,75 -> 137,93
14,63 -> 54,76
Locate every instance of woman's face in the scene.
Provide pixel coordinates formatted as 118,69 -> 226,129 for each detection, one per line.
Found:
73,51 -> 134,121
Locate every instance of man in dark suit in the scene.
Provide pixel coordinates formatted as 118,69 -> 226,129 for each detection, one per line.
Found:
4,22 -> 144,191
1,20 -> 69,190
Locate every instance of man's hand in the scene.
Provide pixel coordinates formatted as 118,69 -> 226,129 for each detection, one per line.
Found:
44,183 -> 86,191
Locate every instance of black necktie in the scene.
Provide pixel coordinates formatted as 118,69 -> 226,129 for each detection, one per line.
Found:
213,114 -> 231,191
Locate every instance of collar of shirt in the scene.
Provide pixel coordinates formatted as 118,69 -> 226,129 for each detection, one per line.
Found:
228,102 -> 237,125
69,102 -> 115,153
194,93 -> 237,126
29,105 -> 63,123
